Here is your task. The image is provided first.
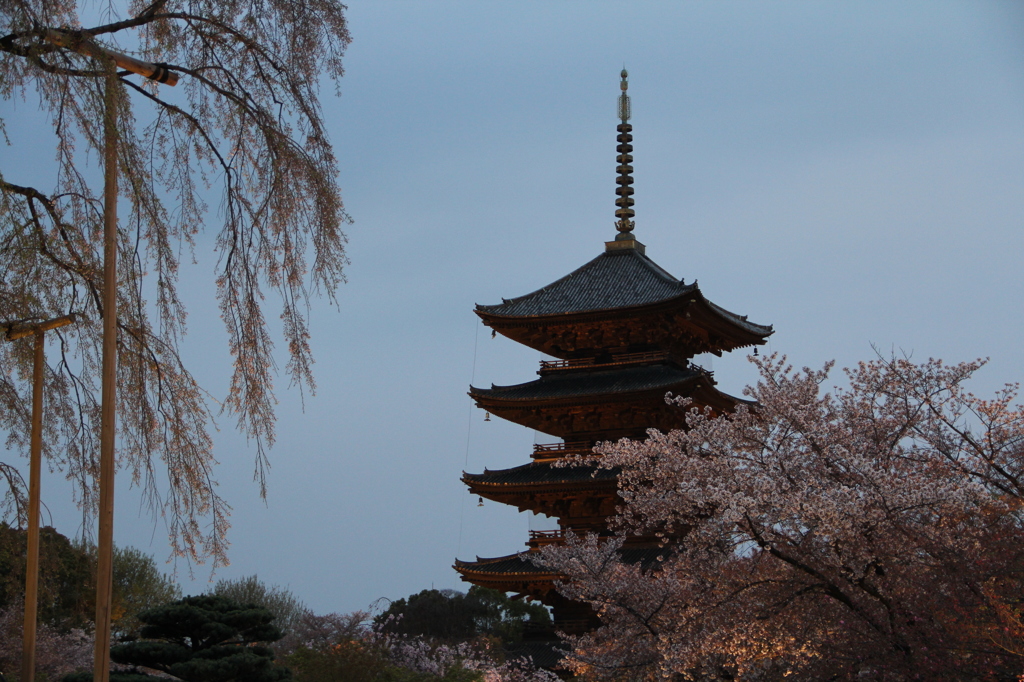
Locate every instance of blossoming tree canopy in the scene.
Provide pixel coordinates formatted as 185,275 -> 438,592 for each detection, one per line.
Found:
0,0 -> 350,562
539,354 -> 1024,680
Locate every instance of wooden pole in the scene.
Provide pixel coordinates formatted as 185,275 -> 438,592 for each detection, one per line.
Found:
20,332 -> 44,682
0,316 -> 76,681
93,67 -> 119,682
34,27 -> 176,680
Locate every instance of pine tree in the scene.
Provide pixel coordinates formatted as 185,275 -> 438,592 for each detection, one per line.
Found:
65,595 -> 290,682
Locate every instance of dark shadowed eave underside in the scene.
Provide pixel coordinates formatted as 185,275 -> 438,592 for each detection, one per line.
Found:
463,461 -> 620,487
475,248 -> 772,338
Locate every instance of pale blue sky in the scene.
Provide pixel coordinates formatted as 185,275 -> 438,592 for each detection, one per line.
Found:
4,1 -> 1024,615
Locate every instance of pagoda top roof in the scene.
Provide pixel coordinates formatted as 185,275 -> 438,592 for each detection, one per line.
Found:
475,248 -> 771,338
463,461 -> 619,487
471,364 -> 702,403
477,248 -> 689,317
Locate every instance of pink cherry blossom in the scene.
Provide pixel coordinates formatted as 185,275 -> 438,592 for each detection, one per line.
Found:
539,354 -> 1024,680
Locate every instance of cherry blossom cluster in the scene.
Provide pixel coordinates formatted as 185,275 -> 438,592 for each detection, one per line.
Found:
0,605 -> 93,678
374,628 -> 559,681
539,354 -> 1024,680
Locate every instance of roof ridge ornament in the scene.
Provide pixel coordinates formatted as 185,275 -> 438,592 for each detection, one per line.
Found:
607,69 -> 645,255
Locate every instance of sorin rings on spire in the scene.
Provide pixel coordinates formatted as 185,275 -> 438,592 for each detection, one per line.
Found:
614,70 -> 635,237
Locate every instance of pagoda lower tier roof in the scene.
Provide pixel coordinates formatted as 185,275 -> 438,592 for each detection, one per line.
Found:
475,248 -> 772,359
455,547 -> 668,582
470,364 -> 744,438
463,461 -> 619,489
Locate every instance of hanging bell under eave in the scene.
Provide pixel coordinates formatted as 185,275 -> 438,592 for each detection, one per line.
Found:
484,412 -> 491,422
477,497 -> 484,507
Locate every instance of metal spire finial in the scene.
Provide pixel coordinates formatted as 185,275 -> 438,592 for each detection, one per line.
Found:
618,69 -> 631,122
613,69 -> 636,239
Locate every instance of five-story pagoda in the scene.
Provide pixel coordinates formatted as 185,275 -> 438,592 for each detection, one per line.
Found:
454,71 -> 772,639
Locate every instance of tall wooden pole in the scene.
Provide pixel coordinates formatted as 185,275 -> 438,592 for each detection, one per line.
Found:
33,35 -> 176,680
93,67 -> 119,682
20,332 -> 44,682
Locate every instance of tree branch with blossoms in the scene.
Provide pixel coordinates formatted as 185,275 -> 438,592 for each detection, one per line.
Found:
541,354 -> 1024,680
0,0 -> 351,565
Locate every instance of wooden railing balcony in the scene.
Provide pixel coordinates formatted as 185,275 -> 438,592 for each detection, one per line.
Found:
532,441 -> 594,460
527,529 -> 566,548
527,529 -> 619,550
538,350 -> 670,375
538,357 -> 595,372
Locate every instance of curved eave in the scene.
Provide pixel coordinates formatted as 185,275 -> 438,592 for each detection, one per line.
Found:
463,469 -> 619,500
469,365 -> 703,406
469,377 -> 749,439
454,548 -> 671,582
454,553 -> 560,580
468,366 -> 746,413
477,284 -> 772,353
464,477 -> 619,492
470,381 -> 750,411
468,376 -> 745,440
463,462 -> 620,488
702,294 -> 773,339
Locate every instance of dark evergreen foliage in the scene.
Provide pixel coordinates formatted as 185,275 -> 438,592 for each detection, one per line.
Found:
64,594 -> 290,682
0,523 -> 93,629
375,587 -> 550,644
0,524 -> 180,637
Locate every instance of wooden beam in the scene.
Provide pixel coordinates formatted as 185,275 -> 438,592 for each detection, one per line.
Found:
4,314 -> 77,341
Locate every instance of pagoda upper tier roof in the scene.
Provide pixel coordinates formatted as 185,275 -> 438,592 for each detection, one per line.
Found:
476,247 -> 771,337
455,553 -> 556,578
465,462 -> 619,517
463,461 -> 619,488
471,364 -> 700,403
470,363 -> 745,438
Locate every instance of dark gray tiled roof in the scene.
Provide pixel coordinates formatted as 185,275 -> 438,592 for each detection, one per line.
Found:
464,461 -> 619,486
477,249 -> 695,317
471,364 -> 700,402
455,553 -> 553,575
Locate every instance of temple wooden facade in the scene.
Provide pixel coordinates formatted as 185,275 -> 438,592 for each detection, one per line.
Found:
454,72 -> 772,646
